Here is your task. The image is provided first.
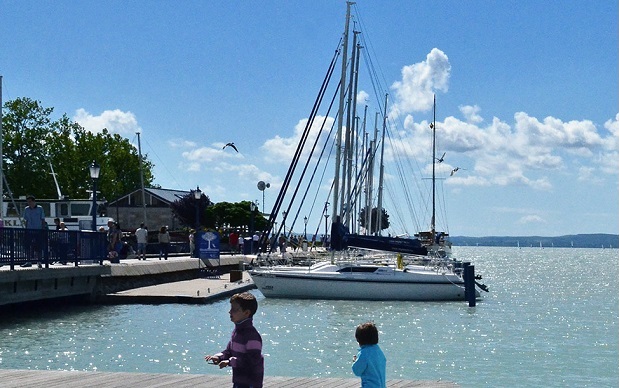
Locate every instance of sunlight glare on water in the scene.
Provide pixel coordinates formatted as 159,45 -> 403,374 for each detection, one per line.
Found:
0,247 -> 617,387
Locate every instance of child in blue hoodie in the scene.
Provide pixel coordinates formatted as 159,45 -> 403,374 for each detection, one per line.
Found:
352,321 -> 387,388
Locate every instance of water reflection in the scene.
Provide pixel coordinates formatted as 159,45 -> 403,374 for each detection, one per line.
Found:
0,247 -> 617,387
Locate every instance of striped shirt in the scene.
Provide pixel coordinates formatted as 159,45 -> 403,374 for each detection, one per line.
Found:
215,318 -> 264,387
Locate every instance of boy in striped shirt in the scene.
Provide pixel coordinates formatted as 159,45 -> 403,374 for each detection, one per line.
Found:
206,292 -> 264,388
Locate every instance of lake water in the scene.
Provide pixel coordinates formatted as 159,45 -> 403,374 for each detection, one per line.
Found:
0,247 -> 617,387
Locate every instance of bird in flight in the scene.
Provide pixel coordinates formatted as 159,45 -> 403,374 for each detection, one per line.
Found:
436,152 -> 446,163
223,142 -> 238,152
450,167 -> 466,176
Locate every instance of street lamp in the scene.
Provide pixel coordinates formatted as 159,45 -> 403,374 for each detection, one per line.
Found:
89,160 -> 100,231
324,214 -> 330,249
303,216 -> 308,239
250,201 -> 256,253
194,185 -> 202,228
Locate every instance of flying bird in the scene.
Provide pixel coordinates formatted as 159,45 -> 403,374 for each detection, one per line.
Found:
223,142 -> 238,152
450,167 -> 466,176
435,152 -> 446,163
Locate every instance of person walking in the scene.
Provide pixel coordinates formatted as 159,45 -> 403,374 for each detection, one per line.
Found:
158,225 -> 171,260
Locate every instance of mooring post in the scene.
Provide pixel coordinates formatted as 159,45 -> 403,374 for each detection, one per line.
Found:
463,262 -> 476,307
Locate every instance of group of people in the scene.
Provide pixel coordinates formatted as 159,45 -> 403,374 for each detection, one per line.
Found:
205,292 -> 387,388
124,223 -> 171,261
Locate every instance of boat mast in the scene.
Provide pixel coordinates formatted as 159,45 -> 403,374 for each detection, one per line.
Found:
332,1 -> 352,224
431,94 -> 436,237
344,30 -> 361,229
375,93 -> 388,235
49,161 -> 63,199
137,132 -> 147,225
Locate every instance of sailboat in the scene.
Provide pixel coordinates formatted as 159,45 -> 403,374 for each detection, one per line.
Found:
249,2 -> 487,301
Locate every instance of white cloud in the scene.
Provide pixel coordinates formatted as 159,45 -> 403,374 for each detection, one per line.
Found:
459,105 -> 483,124
518,215 -> 547,224
168,138 -> 197,148
73,108 -> 141,135
261,116 -> 334,163
389,48 -> 451,117
357,90 -> 370,105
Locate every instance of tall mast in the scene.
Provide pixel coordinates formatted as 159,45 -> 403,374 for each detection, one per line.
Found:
137,132 -> 147,225
375,93 -> 388,235
332,1 -> 353,223
431,94 -> 436,235
343,30 -> 359,227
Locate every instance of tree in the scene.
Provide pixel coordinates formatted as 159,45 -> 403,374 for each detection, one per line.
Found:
358,207 -> 390,234
202,201 -> 268,232
169,191 -> 213,229
2,97 -> 154,201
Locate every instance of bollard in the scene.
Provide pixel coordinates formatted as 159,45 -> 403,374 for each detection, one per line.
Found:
463,263 -> 476,307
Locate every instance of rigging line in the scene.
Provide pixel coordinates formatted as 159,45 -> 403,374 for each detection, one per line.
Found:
285,78 -> 341,235
384,125 -> 423,232
260,44 -> 341,248
276,49 -> 340,235
342,144 -> 373,220
139,135 -> 183,189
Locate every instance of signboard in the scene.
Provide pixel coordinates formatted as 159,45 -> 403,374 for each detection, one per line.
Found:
198,231 -> 220,259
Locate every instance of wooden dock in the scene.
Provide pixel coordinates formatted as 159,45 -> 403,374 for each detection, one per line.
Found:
0,369 -> 458,387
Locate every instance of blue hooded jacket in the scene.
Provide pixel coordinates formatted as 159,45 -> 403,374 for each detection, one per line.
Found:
352,343 -> 386,387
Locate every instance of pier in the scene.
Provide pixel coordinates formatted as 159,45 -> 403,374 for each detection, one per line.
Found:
0,369 -> 458,387
0,254 -> 252,307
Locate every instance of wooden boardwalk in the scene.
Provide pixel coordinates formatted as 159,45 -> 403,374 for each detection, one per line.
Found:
0,369 -> 458,387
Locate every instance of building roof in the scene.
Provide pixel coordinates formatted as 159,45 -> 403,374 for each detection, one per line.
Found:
108,187 -> 190,206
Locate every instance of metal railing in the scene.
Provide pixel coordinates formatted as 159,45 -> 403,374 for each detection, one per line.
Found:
0,228 -> 108,270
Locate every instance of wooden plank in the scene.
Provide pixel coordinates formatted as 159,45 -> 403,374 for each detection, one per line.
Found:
0,369 -> 458,387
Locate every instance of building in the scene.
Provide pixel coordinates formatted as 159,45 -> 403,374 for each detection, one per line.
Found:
107,188 -> 189,231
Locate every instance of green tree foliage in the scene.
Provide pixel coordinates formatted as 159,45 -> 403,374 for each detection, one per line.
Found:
169,191 -> 213,229
358,206 -> 390,234
202,201 -> 268,233
2,97 -> 154,201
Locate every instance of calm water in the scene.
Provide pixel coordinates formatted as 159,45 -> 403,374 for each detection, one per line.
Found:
0,247 -> 617,387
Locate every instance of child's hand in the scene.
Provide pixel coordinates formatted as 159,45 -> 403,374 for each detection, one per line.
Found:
217,359 -> 230,369
205,355 -> 220,365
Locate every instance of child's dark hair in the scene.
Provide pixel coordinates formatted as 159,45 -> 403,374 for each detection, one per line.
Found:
355,322 -> 379,345
230,292 -> 258,316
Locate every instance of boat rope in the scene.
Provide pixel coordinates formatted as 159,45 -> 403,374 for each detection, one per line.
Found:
259,43 -> 341,250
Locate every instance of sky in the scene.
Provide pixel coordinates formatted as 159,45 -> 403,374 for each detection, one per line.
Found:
1,0 -> 617,237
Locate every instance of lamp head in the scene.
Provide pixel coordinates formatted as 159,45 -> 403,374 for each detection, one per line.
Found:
89,160 -> 101,179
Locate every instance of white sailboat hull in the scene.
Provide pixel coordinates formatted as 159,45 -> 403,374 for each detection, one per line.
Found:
249,263 -> 476,301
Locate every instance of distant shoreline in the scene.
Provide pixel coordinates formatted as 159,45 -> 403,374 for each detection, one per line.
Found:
450,233 -> 618,248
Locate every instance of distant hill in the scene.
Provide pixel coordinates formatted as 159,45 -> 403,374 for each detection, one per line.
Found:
449,234 -> 619,248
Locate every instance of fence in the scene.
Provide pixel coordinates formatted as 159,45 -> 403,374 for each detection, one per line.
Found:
0,228 -> 108,270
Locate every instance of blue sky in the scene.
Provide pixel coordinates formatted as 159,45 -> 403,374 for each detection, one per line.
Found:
1,0 -> 617,237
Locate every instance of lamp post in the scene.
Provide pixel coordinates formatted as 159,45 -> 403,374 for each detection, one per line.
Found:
324,214 -> 330,249
250,201 -> 256,253
193,186 -> 201,258
89,160 -> 100,231
303,216 -> 308,239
